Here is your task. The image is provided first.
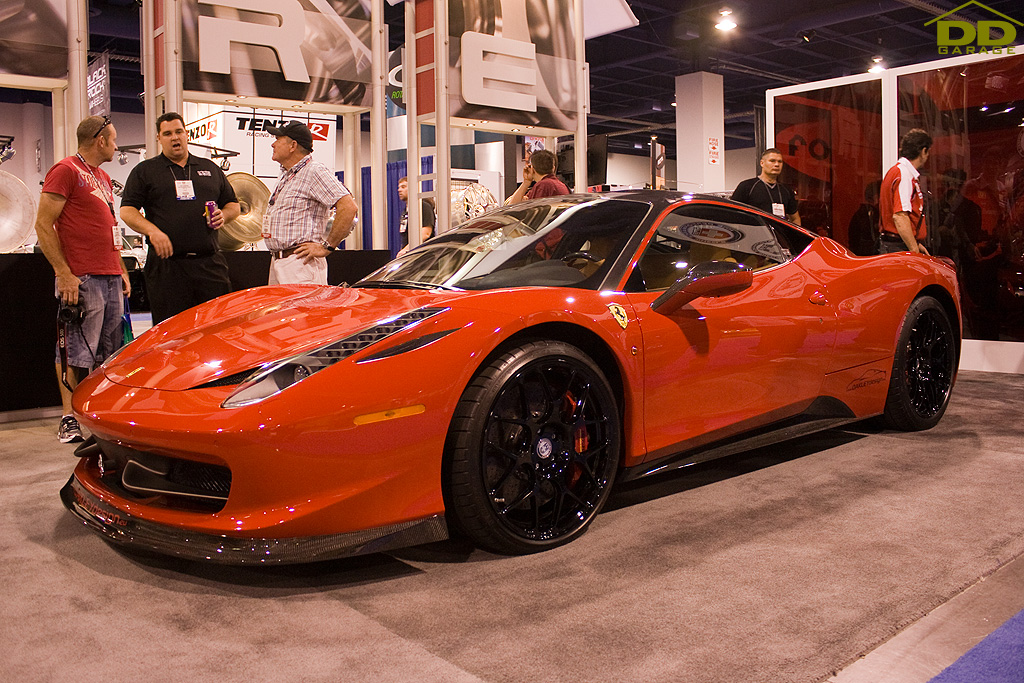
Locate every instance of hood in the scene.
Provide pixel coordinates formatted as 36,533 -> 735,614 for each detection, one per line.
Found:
105,285 -> 461,390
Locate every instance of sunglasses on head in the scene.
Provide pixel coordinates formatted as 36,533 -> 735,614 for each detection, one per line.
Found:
93,116 -> 112,138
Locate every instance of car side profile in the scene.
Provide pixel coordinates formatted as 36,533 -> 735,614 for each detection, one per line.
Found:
61,191 -> 960,562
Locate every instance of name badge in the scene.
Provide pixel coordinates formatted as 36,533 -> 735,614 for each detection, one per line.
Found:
772,202 -> 785,218
175,179 -> 196,200
112,224 -> 121,251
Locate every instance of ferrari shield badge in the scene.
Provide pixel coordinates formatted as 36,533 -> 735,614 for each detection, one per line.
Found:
607,303 -> 629,330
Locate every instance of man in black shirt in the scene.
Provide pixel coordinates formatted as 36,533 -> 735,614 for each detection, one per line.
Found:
730,148 -> 801,224
396,176 -> 435,254
120,112 -> 240,323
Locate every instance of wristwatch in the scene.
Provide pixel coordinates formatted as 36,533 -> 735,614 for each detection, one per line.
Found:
321,240 -> 336,251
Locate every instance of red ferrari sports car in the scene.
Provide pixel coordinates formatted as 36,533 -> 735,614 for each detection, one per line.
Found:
62,191 -> 960,563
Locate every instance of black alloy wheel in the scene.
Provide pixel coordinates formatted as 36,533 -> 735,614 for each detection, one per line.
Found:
446,341 -> 621,554
883,295 -> 957,431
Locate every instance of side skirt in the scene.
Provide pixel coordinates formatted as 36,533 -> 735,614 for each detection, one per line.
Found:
620,397 -> 874,484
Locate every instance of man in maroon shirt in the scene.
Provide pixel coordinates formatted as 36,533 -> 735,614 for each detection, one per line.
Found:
34,115 -> 130,443
508,149 -> 570,204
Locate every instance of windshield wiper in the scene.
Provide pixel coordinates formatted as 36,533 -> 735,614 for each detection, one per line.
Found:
356,280 -> 460,291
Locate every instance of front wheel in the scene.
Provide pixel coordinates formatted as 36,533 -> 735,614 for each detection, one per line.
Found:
883,296 -> 957,431
446,341 -> 621,554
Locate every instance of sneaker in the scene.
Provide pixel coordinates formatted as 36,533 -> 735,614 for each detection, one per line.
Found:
58,415 -> 83,444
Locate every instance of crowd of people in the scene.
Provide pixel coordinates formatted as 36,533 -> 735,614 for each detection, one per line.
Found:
34,113 -> 360,442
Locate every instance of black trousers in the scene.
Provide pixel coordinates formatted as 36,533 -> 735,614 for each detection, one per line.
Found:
143,252 -> 231,324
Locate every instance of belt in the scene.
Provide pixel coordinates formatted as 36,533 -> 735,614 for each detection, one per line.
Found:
272,243 -> 313,259
880,232 -> 904,242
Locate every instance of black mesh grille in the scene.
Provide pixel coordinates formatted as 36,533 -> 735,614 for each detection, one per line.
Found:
166,459 -> 232,496
189,307 -> 448,391
193,370 -> 258,389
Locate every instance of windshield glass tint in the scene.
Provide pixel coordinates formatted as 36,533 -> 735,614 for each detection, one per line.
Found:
357,197 -> 651,290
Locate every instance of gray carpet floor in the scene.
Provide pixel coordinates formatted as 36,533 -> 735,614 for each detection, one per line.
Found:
1,370 -> 1022,683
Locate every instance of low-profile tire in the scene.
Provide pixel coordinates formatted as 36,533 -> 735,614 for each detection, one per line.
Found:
446,341 -> 621,555
882,295 -> 957,431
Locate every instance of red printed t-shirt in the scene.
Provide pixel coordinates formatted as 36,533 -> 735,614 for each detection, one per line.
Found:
41,156 -> 121,276
527,174 -> 570,200
880,157 -> 927,240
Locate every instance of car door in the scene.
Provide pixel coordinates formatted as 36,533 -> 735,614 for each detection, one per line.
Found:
623,202 -> 839,461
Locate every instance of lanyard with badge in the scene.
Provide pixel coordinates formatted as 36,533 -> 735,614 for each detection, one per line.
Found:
170,162 -> 196,201
760,178 -> 786,218
76,153 -> 120,251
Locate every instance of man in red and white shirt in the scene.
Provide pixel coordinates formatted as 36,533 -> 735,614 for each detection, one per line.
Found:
879,129 -> 932,255
34,115 -> 130,443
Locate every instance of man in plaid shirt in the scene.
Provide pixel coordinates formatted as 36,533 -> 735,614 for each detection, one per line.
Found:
262,122 -> 357,285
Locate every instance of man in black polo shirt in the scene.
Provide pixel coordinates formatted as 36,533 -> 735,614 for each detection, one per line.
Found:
120,112 -> 240,323
730,148 -> 801,224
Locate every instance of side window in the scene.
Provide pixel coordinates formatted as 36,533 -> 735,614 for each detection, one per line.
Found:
634,203 -> 789,291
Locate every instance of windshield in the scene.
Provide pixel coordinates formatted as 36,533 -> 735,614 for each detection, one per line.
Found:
357,197 -> 651,290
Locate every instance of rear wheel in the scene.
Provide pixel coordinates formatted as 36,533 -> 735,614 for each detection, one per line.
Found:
446,341 -> 620,554
883,296 -> 956,431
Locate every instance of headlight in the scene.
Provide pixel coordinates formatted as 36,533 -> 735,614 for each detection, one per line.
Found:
221,307 -> 449,408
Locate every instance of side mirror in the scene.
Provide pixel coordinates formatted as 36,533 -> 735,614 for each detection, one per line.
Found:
651,261 -> 753,315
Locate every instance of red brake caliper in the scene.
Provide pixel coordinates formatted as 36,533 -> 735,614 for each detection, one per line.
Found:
562,392 -> 588,486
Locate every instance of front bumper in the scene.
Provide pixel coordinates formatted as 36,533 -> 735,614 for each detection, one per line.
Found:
60,475 -> 448,565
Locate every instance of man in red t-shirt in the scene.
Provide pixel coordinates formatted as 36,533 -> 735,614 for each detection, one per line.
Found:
34,115 -> 130,443
879,129 -> 932,255
508,149 -> 570,204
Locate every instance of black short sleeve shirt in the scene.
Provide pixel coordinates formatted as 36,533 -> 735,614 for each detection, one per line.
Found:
731,177 -> 799,218
121,153 -> 238,256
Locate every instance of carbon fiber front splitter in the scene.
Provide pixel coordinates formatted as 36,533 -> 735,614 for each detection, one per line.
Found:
60,476 -> 449,565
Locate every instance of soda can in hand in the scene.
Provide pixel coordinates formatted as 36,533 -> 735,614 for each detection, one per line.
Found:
205,201 -> 218,227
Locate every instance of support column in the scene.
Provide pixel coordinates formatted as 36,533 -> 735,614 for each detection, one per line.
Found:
675,72 -> 725,193
370,0 -> 387,249
432,0 -> 451,235
404,6 -> 421,248
342,113 -> 361,249
572,0 -> 587,191
66,0 -> 89,146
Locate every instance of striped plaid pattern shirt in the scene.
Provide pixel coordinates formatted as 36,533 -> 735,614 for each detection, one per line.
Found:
264,155 -> 351,251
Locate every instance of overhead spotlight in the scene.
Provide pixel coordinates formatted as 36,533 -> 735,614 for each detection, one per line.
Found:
671,101 -> 677,107
980,105 -> 989,111
799,30 -> 815,42
0,146 -> 15,164
715,9 -> 736,31
868,56 -> 886,74
118,151 -> 128,165
220,157 -> 230,171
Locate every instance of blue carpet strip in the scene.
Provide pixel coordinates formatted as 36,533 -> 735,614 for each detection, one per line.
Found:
929,608 -> 1024,683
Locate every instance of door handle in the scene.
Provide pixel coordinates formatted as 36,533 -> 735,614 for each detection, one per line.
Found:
808,290 -> 828,306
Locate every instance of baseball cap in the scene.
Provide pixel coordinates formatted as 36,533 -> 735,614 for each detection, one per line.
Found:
266,121 -> 313,151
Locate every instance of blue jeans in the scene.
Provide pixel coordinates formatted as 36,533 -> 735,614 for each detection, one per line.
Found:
54,274 -> 124,369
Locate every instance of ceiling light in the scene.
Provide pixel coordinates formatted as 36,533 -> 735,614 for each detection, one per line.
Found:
980,105 -> 989,111
868,56 -> 886,74
715,9 -> 736,31
220,157 -> 230,171
671,101 -> 677,107
1004,106 -> 1015,113
118,151 -> 128,165
0,145 -> 15,164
